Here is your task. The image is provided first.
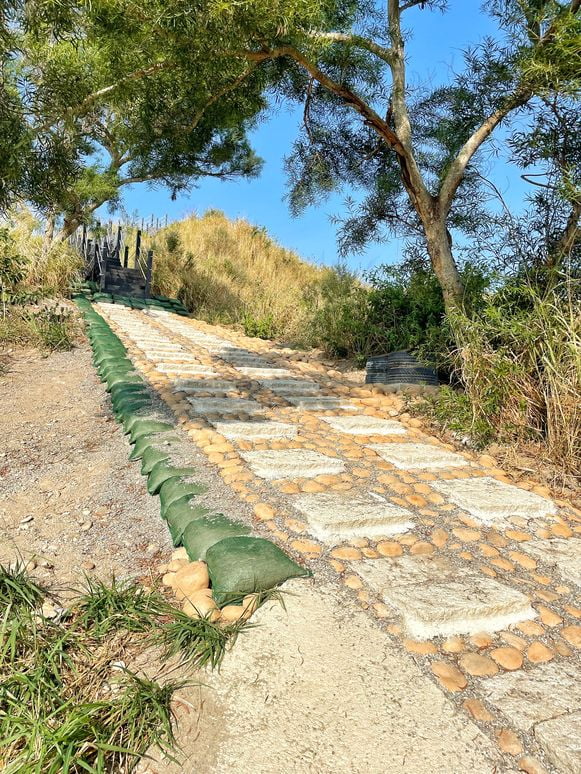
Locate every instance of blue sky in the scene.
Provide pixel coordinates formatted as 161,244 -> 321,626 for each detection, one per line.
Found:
115,1 -> 531,272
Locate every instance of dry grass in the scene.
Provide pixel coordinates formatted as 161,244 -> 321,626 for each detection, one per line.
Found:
150,209 -> 325,342
5,209 -> 83,299
446,283 -> 581,479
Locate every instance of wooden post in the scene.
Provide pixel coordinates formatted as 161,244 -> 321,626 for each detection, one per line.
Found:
144,249 -> 154,298
115,225 -> 122,260
135,229 -> 142,269
123,245 -> 129,268
100,242 -> 109,291
81,225 -> 87,256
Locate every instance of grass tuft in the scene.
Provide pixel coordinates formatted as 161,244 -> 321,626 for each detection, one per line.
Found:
73,576 -> 168,637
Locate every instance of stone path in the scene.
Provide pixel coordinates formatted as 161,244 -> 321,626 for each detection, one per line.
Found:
97,302 -> 581,774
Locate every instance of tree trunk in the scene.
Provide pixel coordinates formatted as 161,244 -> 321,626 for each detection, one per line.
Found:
424,220 -> 464,312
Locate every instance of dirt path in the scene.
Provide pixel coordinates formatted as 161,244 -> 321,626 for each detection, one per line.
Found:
1,307 -> 580,773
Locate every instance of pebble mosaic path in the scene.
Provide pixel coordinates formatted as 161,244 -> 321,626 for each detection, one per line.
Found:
96,302 -> 581,774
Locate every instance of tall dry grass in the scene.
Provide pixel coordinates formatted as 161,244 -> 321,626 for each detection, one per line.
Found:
151,210 -> 325,341
448,282 -> 581,477
5,208 -> 83,298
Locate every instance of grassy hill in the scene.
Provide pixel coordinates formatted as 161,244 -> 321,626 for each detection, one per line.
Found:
151,210 -> 326,343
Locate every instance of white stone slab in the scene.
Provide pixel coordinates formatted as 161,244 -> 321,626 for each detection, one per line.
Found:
285,396 -> 359,411
211,420 -> 298,440
157,364 -> 217,375
431,477 -> 557,524
292,493 -> 414,541
186,398 -> 265,416
172,378 -> 231,389
179,379 -> 237,394
260,379 -> 320,396
240,449 -> 345,480
321,416 -> 407,436
482,662 -> 581,732
354,556 -> 536,639
369,443 -> 469,470
519,538 -> 581,586
237,367 -> 295,378
535,712 -> 581,774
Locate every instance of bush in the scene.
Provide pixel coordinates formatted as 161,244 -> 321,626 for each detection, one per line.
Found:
441,280 -> 580,473
0,304 -> 78,351
304,260 -> 489,367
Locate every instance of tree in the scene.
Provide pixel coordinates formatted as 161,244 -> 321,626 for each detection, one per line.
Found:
2,2 -> 268,238
118,0 -> 578,310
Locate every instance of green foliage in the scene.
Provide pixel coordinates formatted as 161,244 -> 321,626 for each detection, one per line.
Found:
242,312 -> 277,339
305,260 -> 489,366
0,229 -> 26,307
0,567 -> 253,772
421,279 -> 581,472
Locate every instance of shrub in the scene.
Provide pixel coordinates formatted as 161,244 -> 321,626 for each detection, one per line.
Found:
444,280 -> 580,473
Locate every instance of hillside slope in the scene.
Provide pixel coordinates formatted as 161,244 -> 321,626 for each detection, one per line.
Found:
151,210 -> 325,342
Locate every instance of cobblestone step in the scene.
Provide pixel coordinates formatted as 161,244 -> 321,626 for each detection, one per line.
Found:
97,301 -> 581,774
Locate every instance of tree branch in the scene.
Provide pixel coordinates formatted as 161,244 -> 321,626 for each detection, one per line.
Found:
308,31 -> 395,65
188,65 -> 258,131
242,44 -> 430,208
439,88 -> 532,212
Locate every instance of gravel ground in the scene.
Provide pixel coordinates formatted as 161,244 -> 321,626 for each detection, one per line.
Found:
0,344 -> 253,593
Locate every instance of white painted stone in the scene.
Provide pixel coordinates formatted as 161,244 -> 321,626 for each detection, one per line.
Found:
292,493 -> 414,541
186,398 -> 265,416
483,662 -> 581,732
240,449 -> 345,480
519,538 -> 581,587
260,379 -> 320,395
157,364 -> 217,375
321,415 -> 407,436
535,712 -> 581,774
178,379 -> 237,393
172,374 -> 237,392
369,442 -> 469,470
211,420 -> 298,440
237,367 -> 295,378
354,556 -> 536,639
285,396 -> 359,410
431,477 -> 557,524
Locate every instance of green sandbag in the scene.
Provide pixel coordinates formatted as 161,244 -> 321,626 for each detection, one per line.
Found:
165,502 -> 213,546
159,480 -> 208,517
129,420 -> 173,443
111,384 -> 149,404
114,397 -> 150,416
207,537 -> 312,605
128,432 -> 178,461
147,463 -> 197,495
140,446 -> 170,475
182,514 -> 251,560
106,373 -> 143,391
121,409 -> 157,433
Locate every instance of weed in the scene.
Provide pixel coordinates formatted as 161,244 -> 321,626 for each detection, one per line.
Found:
156,609 -> 250,670
74,576 -> 168,637
0,561 -> 46,610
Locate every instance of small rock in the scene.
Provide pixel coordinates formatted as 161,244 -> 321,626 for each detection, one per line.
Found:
80,521 -> 93,531
81,560 -> 96,570
517,756 -> 549,774
173,562 -> 210,599
490,646 -> 523,671
182,589 -> 219,621
110,660 -> 126,671
496,729 -> 523,755
459,653 -> 498,676
82,509 -> 90,516
526,642 -> 554,663
462,698 -> 493,723
20,515 -> 34,524
431,661 -> 468,692
167,558 -> 188,572
146,543 -> 160,555
171,547 -> 188,561
561,625 -> 581,648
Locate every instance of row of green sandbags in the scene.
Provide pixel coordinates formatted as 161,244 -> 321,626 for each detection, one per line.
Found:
75,298 -> 311,605
73,286 -> 190,315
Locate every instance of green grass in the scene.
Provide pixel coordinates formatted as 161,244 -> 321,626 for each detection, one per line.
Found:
0,565 -> 252,772
0,306 -> 78,352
